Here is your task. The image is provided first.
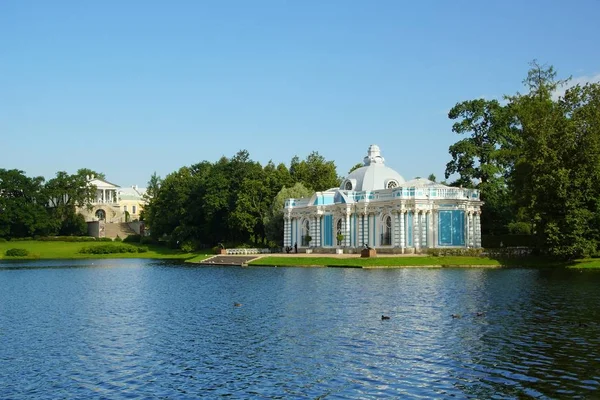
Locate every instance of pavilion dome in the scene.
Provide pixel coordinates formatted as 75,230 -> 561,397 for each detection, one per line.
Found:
340,145 -> 405,191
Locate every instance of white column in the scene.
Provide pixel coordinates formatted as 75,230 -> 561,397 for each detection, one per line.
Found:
413,210 -> 419,250
314,216 -> 320,247
421,211 -> 427,248
393,211 -> 400,247
345,212 -> 351,247
103,189 -> 106,203
475,212 -> 482,247
284,217 -> 291,247
399,211 -> 405,253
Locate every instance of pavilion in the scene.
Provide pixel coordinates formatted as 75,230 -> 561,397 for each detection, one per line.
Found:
283,145 -> 483,253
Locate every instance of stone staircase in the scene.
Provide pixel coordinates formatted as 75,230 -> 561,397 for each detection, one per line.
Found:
104,222 -> 137,239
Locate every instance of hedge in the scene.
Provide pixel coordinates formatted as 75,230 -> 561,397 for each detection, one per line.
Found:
5,248 -> 29,257
79,244 -> 148,254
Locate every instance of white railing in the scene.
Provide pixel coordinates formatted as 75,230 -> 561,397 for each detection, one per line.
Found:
225,248 -> 271,255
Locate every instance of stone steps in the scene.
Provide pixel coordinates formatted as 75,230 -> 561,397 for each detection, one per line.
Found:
104,222 -> 137,239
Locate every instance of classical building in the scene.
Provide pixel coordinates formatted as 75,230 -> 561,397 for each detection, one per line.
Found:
78,176 -> 147,223
283,145 -> 483,253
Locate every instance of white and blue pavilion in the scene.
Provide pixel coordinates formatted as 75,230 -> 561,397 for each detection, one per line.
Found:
283,145 -> 483,253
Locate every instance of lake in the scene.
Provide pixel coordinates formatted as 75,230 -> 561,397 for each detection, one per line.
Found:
1,259 -> 599,399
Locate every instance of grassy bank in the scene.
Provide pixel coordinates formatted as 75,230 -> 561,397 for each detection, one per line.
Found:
250,255 -> 600,268
0,240 -> 209,260
250,256 -> 503,268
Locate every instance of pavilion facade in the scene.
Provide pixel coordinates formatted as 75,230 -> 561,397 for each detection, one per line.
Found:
283,145 -> 483,253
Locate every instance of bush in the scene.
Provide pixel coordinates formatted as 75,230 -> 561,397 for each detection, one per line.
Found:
0,238 -> 7,243
507,222 -> 532,235
482,234 -> 534,248
140,236 -> 158,245
11,237 -> 33,241
123,234 -> 141,243
5,248 -> 29,257
114,235 -> 122,242
427,248 -> 484,257
38,236 -> 96,242
97,237 -> 114,242
79,244 -> 143,254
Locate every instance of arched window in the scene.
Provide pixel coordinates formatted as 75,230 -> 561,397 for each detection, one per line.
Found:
302,220 -> 311,246
336,219 -> 343,245
381,215 -> 392,245
387,180 -> 398,189
344,181 -> 353,190
95,209 -> 106,221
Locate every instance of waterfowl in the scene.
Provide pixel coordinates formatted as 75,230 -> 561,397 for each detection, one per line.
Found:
381,315 -> 390,320
476,312 -> 485,317
451,314 -> 461,319
234,302 -> 242,307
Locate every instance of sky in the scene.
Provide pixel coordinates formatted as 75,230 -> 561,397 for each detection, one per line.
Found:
1,0 -> 600,188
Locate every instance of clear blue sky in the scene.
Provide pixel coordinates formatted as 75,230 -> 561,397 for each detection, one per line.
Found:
2,0 -> 599,187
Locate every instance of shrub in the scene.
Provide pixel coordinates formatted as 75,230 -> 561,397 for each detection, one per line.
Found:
140,236 -> 158,245
180,241 -> 196,252
97,237 -> 113,242
79,244 -> 142,254
507,222 -> 532,235
123,234 -> 141,243
427,248 -> 484,257
0,238 -> 7,243
38,236 -> 96,242
5,248 -> 29,257
114,235 -> 122,242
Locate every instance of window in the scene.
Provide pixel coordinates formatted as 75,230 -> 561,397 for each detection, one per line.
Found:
123,205 -> 128,212
380,216 -> 392,245
344,181 -> 353,190
301,220 -> 311,246
132,205 -> 137,214
336,219 -> 343,245
387,180 -> 398,189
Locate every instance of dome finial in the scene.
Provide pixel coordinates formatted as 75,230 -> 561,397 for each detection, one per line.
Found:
363,144 -> 385,166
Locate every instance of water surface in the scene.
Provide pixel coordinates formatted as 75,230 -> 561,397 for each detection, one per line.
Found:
1,259 -> 599,398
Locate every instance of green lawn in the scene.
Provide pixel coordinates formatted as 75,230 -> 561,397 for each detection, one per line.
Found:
0,240 -> 210,261
250,256 -> 503,268
250,255 -> 600,268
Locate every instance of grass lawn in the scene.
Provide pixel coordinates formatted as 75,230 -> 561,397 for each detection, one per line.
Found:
0,240 -> 211,261
250,256 -> 503,268
250,255 -> 600,268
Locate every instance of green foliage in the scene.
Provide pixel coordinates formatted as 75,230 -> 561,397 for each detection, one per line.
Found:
5,248 -> 29,257
114,235 -> 122,242
79,244 -> 147,254
446,61 -> 600,258
123,234 -> 141,243
507,222 -> 531,235
482,235 -> 535,248
348,163 -> 363,174
60,212 -> 88,236
290,151 -> 339,191
265,182 -> 313,245
38,236 -> 96,242
426,248 -> 484,257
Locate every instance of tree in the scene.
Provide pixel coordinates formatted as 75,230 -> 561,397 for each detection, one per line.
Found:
427,173 -> 436,182
290,152 -> 339,191
445,98 -> 518,234
510,63 -> 600,257
265,182 -> 313,245
348,163 -> 363,174
0,169 -> 53,238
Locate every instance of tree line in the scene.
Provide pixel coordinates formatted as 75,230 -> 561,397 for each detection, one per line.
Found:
0,168 -> 103,238
142,151 -> 339,249
445,61 -> 600,258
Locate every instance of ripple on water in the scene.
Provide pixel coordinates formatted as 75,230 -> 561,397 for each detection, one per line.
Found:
0,262 -> 599,398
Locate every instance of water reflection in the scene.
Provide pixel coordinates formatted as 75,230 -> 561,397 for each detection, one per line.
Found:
0,261 -> 599,398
